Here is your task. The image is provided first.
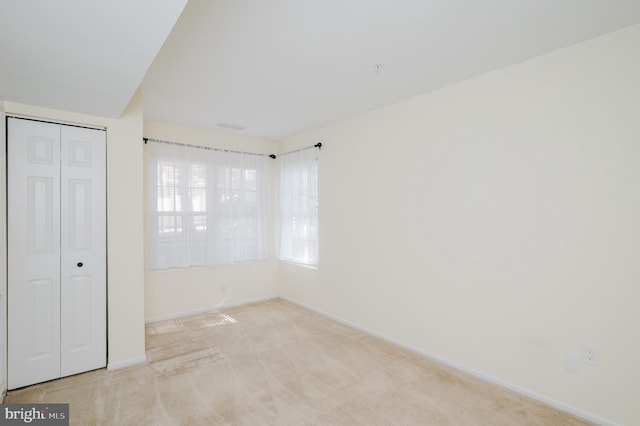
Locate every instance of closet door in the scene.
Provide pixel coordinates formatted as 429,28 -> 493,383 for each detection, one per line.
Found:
60,125 -> 106,377
8,118 -> 107,389
8,119 -> 62,388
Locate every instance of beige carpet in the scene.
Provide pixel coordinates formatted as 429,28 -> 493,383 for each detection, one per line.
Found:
6,298 -> 593,425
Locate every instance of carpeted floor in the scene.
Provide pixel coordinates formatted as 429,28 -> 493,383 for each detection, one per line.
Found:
5,298 -> 593,425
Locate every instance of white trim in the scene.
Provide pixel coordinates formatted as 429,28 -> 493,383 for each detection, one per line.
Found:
6,113 -> 106,131
0,106 -> 5,405
280,296 -> 618,426
145,295 -> 278,323
107,355 -> 147,371
279,260 -> 318,270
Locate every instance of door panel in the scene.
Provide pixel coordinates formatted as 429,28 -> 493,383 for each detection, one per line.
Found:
66,274 -> 92,350
8,118 -> 62,389
60,125 -> 106,377
28,278 -> 56,358
68,179 -> 92,250
28,177 -> 55,252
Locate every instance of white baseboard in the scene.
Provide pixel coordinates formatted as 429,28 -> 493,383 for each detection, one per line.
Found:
280,296 -> 618,426
107,355 -> 147,371
145,295 -> 278,323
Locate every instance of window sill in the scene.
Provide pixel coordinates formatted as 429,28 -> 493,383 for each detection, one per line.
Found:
278,259 -> 318,270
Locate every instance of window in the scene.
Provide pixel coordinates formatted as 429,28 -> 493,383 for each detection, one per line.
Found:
277,148 -> 318,266
146,143 -> 268,270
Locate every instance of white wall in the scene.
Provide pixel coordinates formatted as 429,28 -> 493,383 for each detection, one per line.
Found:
279,24 -> 640,425
143,121 -> 279,320
5,91 -> 147,368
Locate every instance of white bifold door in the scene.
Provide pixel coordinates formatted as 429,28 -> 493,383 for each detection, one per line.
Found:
8,117 -> 106,389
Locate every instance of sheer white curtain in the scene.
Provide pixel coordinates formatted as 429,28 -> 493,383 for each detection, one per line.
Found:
146,141 -> 268,270
209,150 -> 268,264
276,147 -> 318,266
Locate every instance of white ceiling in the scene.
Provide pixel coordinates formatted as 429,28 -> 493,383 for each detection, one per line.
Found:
142,0 -> 640,141
0,0 -> 187,117
2,1 -> 640,141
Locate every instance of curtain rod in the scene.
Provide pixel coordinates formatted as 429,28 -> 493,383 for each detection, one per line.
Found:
144,137 -> 322,159
144,137 -> 269,158
277,142 -> 322,158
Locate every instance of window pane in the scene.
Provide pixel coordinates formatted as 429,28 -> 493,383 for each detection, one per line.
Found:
190,188 -> 206,212
193,215 -> 207,233
159,215 -> 183,235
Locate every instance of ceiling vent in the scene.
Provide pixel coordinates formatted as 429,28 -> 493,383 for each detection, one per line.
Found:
217,122 -> 247,131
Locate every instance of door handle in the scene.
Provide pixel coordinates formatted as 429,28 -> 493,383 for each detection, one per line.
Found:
77,262 -> 83,268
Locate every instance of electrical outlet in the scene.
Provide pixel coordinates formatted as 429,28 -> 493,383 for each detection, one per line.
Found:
583,344 -> 598,366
